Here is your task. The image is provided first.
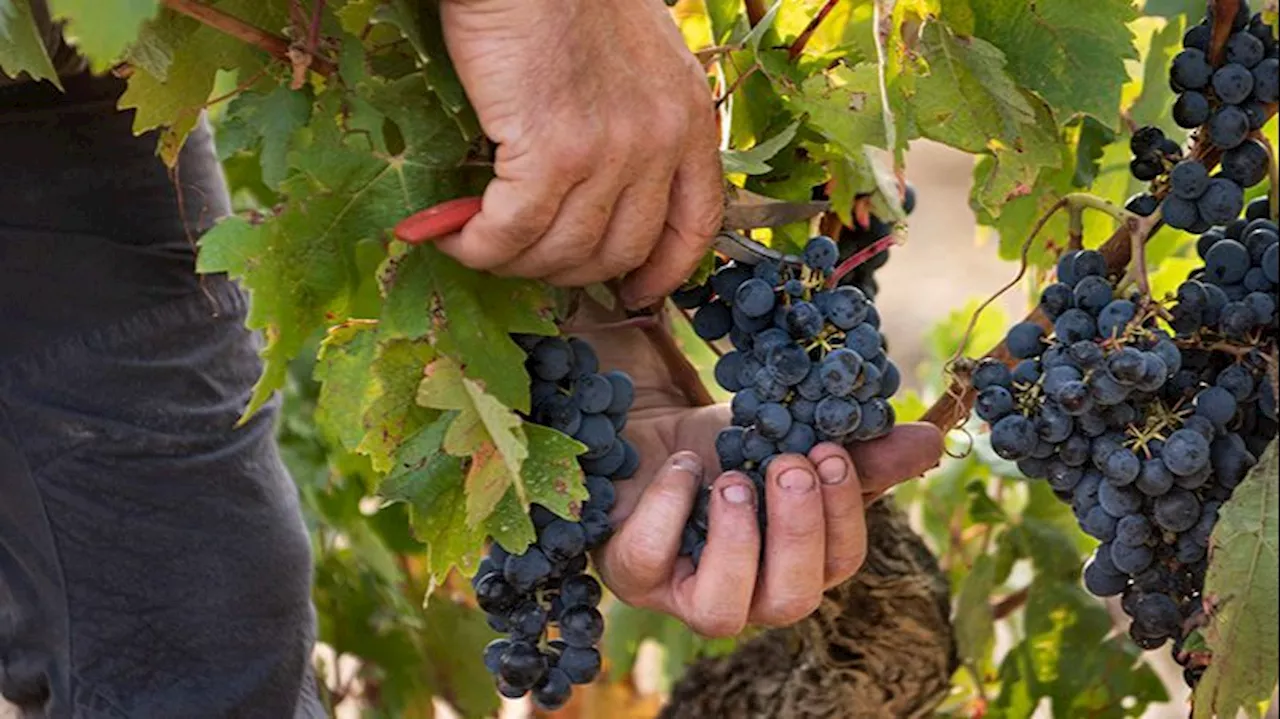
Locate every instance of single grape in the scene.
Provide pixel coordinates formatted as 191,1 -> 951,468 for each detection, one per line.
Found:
1099,480 -> 1143,517
1007,321 -> 1047,359
1073,275 -> 1114,315
1197,178 -> 1246,226
1135,458 -> 1175,497
1211,62 -> 1255,104
1081,505 -> 1119,541
819,348 -> 865,397
1170,160 -> 1210,199
1221,140 -> 1270,188
1162,195 -> 1202,231
1226,31 -> 1266,68
532,668 -> 573,710
1153,489 -> 1201,533
1184,23 -> 1211,51
804,235 -> 840,271
557,646 -> 602,685
734,278 -> 777,318
973,357 -> 1014,390
1054,308 -> 1098,344
1173,91 -> 1211,128
1129,126 -> 1166,157
1253,57 -> 1279,102
499,641 -> 548,691
1115,514 -> 1153,547
1084,551 -> 1129,596
1195,386 -> 1239,428
1110,541 -> 1155,575
1208,105 -> 1250,150
1162,428 -> 1211,476
692,301 -> 732,340
1125,192 -> 1161,217
814,396 -> 862,437
991,414 -> 1038,460
558,606 -> 605,648
1171,48 -> 1213,90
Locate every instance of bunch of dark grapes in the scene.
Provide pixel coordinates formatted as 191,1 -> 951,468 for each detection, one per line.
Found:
1126,2 -> 1277,228
982,197 -> 1277,689
673,236 -> 899,564
471,335 -> 639,709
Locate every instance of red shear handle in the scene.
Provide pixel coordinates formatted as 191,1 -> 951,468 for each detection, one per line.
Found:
393,196 -> 484,244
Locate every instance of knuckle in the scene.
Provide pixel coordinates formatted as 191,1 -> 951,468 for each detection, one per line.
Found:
689,610 -> 746,638
760,594 -> 822,626
598,241 -> 652,275
551,136 -> 601,179
826,548 -> 867,583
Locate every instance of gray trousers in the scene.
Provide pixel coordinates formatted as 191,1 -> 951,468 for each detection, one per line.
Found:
1,74 -> 325,717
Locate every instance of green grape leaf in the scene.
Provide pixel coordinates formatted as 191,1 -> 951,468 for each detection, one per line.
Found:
314,320 -> 380,452
1194,440 -> 1280,719
722,120 -> 801,175
416,356 -> 529,524
358,337 -> 439,472
199,77 -> 474,417
999,516 -> 1082,582
337,0 -> 379,34
914,21 -> 1034,153
966,0 -> 1137,127
373,0 -> 480,138
380,413 -> 485,586
220,85 -> 314,189
48,0 -> 158,72
990,579 -> 1168,718
1072,116 -> 1117,188
953,553 -> 997,666
969,91 -> 1064,215
0,0 -> 60,87
516,424 -> 588,520
1129,17 -> 1185,134
417,598 -> 504,717
604,603 -> 739,686
380,243 -> 557,413
119,0 -> 288,164
1143,0 -> 1203,18
777,63 -> 887,156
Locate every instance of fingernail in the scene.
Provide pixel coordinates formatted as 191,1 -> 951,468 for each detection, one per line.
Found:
721,482 -> 753,505
672,452 -> 703,477
778,467 -> 816,493
817,457 -> 848,485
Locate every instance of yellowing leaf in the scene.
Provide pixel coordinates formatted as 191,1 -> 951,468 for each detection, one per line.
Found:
417,356 -> 528,523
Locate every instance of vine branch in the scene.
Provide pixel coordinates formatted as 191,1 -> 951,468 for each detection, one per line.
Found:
788,0 -> 840,60
160,0 -> 336,76
744,0 -> 768,26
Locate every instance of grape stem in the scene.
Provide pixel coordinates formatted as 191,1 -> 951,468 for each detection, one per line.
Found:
1116,206 -> 1163,298
1207,0 -> 1242,67
827,232 -> 898,287
1251,129 -> 1280,223
160,0 -> 336,76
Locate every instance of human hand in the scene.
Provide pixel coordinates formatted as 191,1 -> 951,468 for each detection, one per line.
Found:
571,316 -> 945,637
437,0 -> 722,307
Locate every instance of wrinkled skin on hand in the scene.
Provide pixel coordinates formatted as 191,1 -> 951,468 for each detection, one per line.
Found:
439,0 -> 723,308
573,309 -> 945,637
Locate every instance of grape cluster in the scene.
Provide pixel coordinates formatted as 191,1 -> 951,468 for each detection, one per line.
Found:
674,236 -> 899,564
472,335 -> 639,709
1126,3 -> 1277,229
983,198 -> 1277,687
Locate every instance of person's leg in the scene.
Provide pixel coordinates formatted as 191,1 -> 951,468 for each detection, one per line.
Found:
0,75 -> 324,718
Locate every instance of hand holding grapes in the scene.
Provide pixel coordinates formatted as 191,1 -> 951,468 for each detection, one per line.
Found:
436,0 -> 722,307
576,320 -> 944,636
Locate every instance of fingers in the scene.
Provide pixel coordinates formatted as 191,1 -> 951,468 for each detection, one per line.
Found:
808,443 -> 868,588
492,174 -> 623,280
546,161 -> 677,288
434,167 -> 576,271
749,454 -> 825,626
600,452 -> 703,598
619,114 -> 723,309
846,422 -> 945,495
671,472 -> 761,637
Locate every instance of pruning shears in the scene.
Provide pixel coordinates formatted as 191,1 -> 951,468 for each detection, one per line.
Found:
392,188 -> 831,267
